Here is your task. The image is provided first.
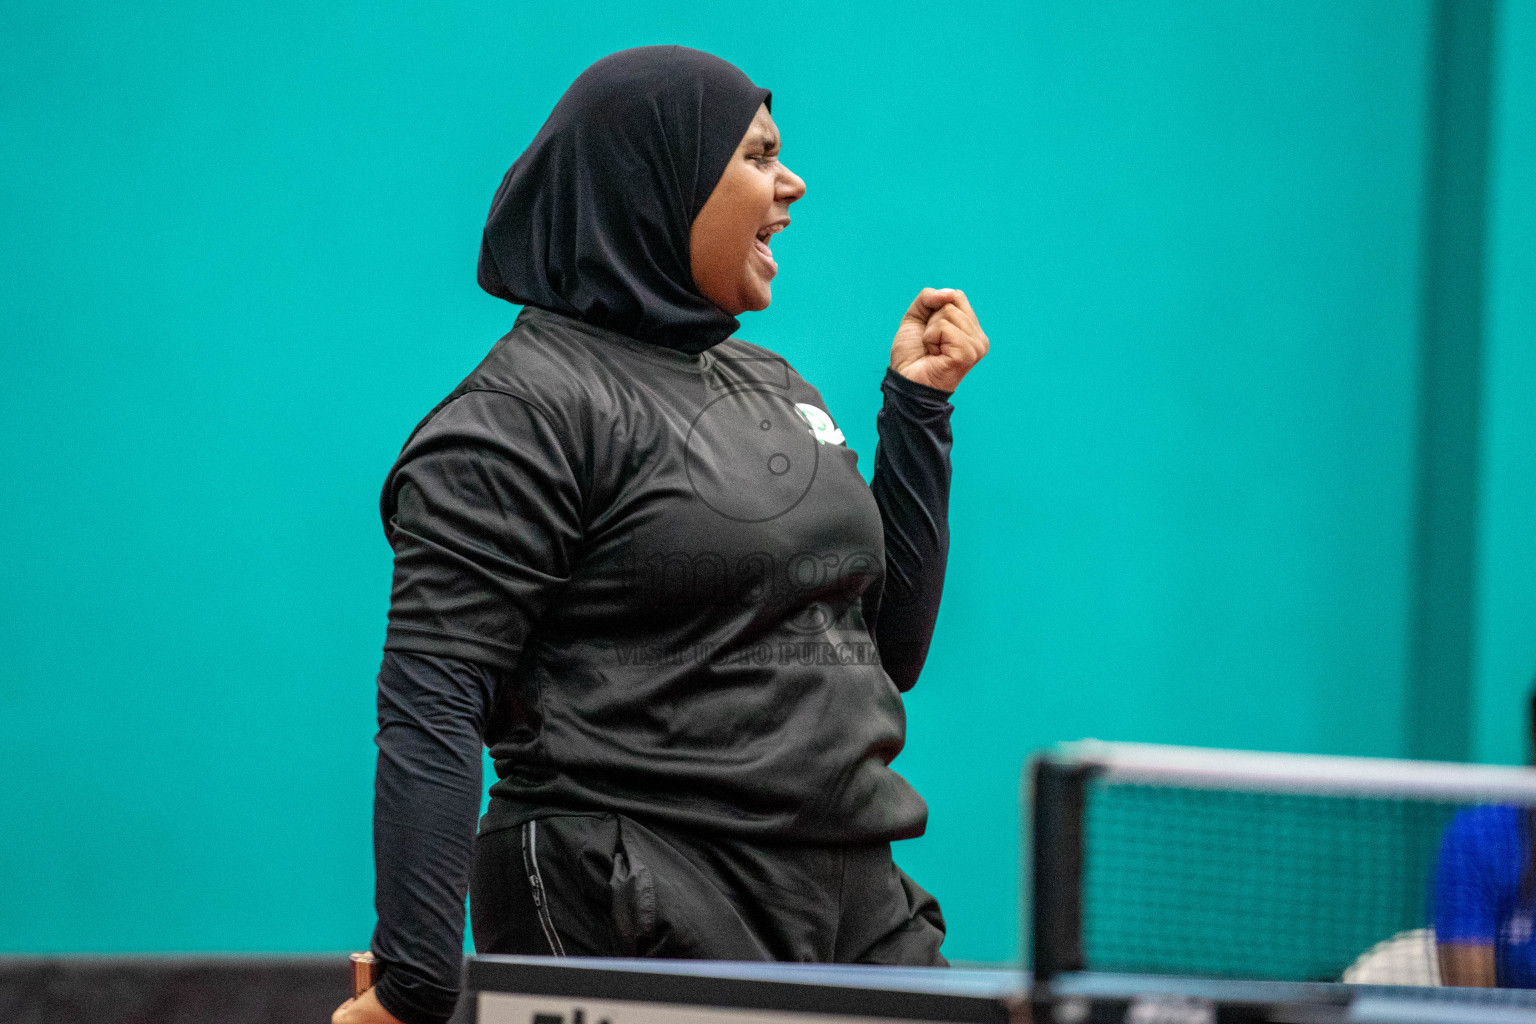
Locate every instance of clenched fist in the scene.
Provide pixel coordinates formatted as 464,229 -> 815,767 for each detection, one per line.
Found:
890,288 -> 990,394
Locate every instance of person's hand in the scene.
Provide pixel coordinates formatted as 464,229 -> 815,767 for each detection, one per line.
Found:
889,288 -> 989,394
333,987 -> 407,1024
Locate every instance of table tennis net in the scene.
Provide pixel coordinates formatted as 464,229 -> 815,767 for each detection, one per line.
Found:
1030,742 -> 1536,985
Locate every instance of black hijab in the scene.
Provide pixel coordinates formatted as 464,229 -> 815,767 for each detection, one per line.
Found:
477,46 -> 772,354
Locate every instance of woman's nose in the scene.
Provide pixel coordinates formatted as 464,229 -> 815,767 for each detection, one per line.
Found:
779,165 -> 806,202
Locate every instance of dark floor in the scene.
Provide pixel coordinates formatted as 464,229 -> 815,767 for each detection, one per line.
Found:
0,955 -> 472,1024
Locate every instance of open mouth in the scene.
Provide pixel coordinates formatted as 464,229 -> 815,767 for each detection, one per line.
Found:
754,221 -> 786,271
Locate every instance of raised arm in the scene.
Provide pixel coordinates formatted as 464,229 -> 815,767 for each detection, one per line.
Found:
864,288 -> 989,691
866,370 -> 955,690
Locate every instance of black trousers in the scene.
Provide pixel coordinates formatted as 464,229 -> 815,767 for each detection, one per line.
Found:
470,813 -> 947,965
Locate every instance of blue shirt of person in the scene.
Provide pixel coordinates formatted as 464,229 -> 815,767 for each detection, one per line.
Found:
1435,805 -> 1536,988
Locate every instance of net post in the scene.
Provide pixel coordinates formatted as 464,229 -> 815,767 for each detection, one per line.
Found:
1030,753 -> 1093,987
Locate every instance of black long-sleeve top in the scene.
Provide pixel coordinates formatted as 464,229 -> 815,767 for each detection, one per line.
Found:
368,306 -> 955,1024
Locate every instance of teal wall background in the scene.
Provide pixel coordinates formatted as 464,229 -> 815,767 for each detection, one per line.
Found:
1472,0 -> 1536,766
1,0 -> 1529,963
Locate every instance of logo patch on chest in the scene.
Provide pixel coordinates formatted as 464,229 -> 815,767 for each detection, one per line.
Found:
793,403 -> 846,446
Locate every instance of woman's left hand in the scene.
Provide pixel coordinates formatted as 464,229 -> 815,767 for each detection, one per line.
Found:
332,988 -> 407,1024
889,287 -> 990,394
